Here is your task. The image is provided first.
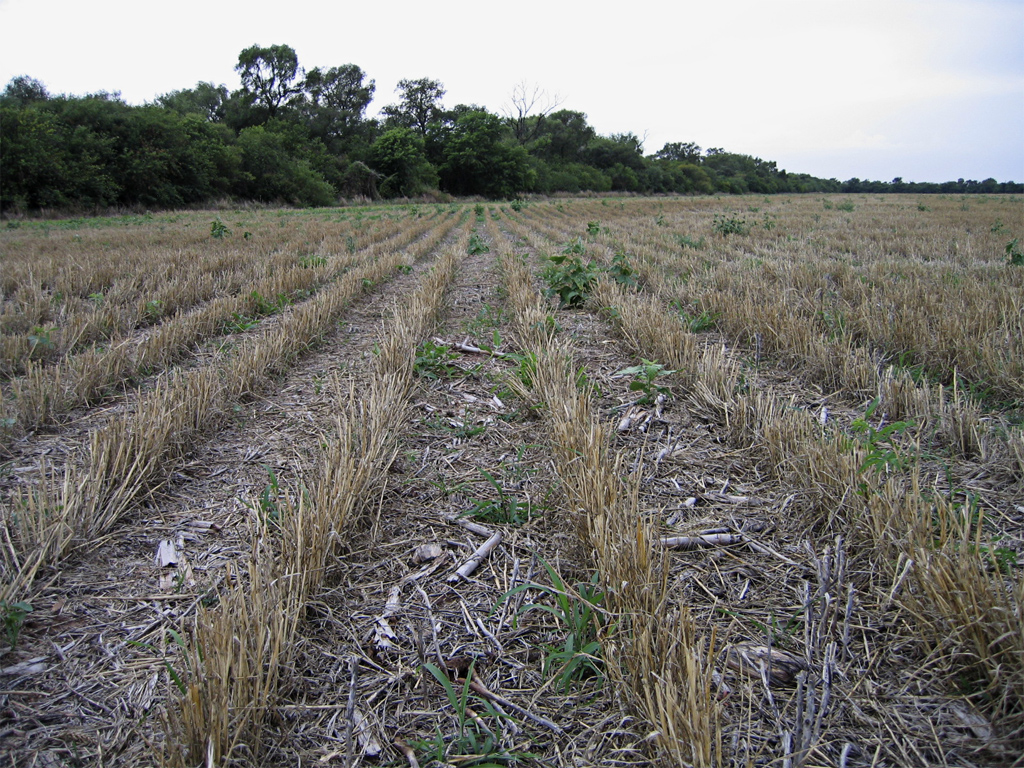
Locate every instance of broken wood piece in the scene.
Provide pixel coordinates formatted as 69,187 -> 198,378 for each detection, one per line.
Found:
373,586 -> 402,651
412,543 -> 443,563
432,337 -> 508,358
660,533 -> 743,549
742,536 -> 805,567
452,518 -> 494,538
155,539 -> 178,567
724,642 -> 807,686
394,739 -> 421,768
0,657 -> 47,677
448,531 -> 502,582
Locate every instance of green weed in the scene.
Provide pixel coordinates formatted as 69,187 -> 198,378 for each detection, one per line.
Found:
498,558 -> 607,692
460,469 -> 536,527
210,219 -> 230,239
1005,238 -> 1023,266
414,339 -> 460,380
541,240 -> 600,307
468,233 -> 491,255
1,600 -> 32,650
416,661 -> 515,766
712,213 -> 751,236
614,359 -> 676,404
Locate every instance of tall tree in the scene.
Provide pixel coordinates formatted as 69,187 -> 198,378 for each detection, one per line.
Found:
155,82 -> 228,122
301,64 -> 375,147
439,110 -> 532,198
529,109 -> 595,162
1,75 -> 49,105
381,78 -> 445,137
653,141 -> 702,164
235,44 -> 302,118
503,81 -> 562,145
370,127 -> 438,197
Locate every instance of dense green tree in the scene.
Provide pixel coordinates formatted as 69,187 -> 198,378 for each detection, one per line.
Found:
370,127 -> 438,197
381,78 -> 445,137
235,44 -> 302,118
234,124 -> 335,205
1,75 -> 49,106
529,109 -> 595,162
438,110 -> 533,197
586,133 -> 645,172
155,82 -> 229,122
653,141 -> 702,164
301,64 -> 375,149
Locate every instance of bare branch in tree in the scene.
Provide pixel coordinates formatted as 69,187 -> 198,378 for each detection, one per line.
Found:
503,81 -> 564,144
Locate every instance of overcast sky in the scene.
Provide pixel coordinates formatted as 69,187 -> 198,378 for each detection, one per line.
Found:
1,0 -> 1021,183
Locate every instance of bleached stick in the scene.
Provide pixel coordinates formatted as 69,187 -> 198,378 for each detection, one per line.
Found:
447,531 -> 502,582
659,533 -> 743,549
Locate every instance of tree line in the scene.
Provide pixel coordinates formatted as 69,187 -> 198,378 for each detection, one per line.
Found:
2,44 -> 1020,213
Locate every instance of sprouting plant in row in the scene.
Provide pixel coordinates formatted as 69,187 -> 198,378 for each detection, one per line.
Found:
586,220 -> 601,237
1006,238 -> 1023,266
416,660 -> 517,766
614,359 -> 676,404
498,558 -> 608,692
541,250 -> 600,308
2,600 -> 33,651
27,326 -> 55,356
414,339 -> 461,380
851,398 -> 915,475
672,300 -> 719,332
674,233 -> 707,250
712,213 -> 751,236
468,233 -> 490,255
248,466 -> 283,526
608,251 -> 638,289
460,469 -> 536,526
210,219 -> 231,239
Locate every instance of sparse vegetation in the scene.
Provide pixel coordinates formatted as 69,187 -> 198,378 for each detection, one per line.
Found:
1,196 -> 1021,767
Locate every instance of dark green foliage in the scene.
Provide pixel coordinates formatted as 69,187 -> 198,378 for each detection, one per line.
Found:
235,44 -> 302,118
380,77 -> 446,136
370,127 -> 438,198
300,64 -> 375,151
541,242 -> 601,308
438,111 -> 533,198
2,56 -> 1020,214
1006,238 -> 1023,266
234,125 -> 336,205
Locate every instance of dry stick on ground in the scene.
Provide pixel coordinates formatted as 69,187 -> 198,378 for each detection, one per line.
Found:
447,530 -> 503,583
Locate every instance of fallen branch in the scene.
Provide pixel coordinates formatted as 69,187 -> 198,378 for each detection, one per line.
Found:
448,531 -> 502,582
394,739 -> 420,768
433,337 -> 508,358
660,533 -> 743,549
462,677 -> 564,734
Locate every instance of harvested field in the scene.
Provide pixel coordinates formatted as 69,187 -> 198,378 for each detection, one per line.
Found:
1,195 -> 1022,767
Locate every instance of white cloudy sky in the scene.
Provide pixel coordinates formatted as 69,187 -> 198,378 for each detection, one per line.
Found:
1,0 -> 1021,183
